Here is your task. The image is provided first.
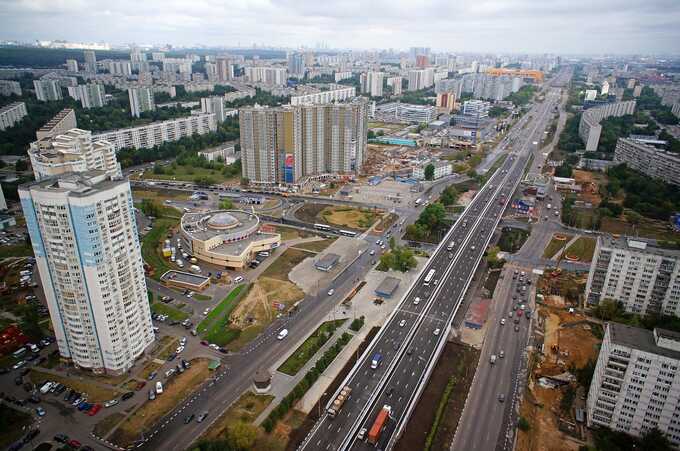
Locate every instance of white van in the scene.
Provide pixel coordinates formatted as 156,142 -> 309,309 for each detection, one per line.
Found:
233,276 -> 244,284
277,329 -> 289,340
190,264 -> 201,273
156,381 -> 163,394
40,382 -> 54,394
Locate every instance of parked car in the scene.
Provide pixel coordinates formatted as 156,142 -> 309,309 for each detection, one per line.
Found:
104,399 -> 119,408
87,404 -> 102,416
121,391 -> 134,401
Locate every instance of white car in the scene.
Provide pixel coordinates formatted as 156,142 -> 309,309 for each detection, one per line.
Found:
327,289 -> 335,296
369,250 -> 375,256
104,399 -> 119,408
203,308 -> 210,315
433,328 -> 441,336
209,344 -> 220,350
500,318 -> 506,325
176,346 -> 185,354
399,319 -> 406,327
233,276 -> 244,284
413,297 -> 420,305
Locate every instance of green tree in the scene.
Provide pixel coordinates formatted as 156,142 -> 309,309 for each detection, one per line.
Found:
439,185 -> 459,206
227,422 -> 258,450
219,199 -> 234,210
153,163 -> 165,175
424,164 -> 435,181
518,416 -> 531,431
592,298 -> 624,321
15,159 -> 28,172
139,198 -> 162,217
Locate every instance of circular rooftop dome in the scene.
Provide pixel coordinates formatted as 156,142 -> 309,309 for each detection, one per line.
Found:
206,212 -> 240,230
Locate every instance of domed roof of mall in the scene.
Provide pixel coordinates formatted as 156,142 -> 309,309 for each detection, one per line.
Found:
207,212 -> 240,229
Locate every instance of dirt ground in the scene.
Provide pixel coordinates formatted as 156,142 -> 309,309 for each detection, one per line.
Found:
295,202 -> 384,231
517,305 -> 602,451
230,278 -> 304,330
572,169 -> 604,207
395,341 -> 480,451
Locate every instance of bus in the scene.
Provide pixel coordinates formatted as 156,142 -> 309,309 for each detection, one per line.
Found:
423,269 -> 436,286
314,223 -> 331,231
339,230 -> 357,237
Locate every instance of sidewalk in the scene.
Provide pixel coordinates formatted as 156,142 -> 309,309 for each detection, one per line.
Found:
254,320 -> 353,424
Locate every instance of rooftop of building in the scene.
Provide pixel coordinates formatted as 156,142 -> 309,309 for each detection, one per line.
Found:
181,209 -> 277,256
609,322 -> 680,360
37,108 -> 75,132
0,102 -> 25,113
19,170 -> 124,196
598,234 -> 680,259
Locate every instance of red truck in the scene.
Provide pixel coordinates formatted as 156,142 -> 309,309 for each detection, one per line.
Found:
367,404 -> 392,445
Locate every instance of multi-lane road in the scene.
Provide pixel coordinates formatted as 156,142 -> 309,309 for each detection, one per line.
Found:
300,85 -> 563,451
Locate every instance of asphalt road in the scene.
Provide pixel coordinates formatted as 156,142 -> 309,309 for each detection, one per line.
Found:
299,87 -> 562,451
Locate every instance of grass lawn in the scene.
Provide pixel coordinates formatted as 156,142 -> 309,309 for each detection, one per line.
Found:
201,391 -> 274,440
600,216 -> 680,241
293,238 -> 336,253
0,404 -> 33,449
135,165 -> 237,184
94,412 -> 126,438
193,293 -> 212,301
151,302 -> 189,321
542,234 -> 573,259
277,319 -> 346,376
110,359 -> 210,447
131,188 -> 189,202
564,237 -> 597,262
0,243 -> 33,259
321,205 -> 379,230
273,225 -> 312,241
28,369 -> 120,403
497,227 -> 529,253
261,248 -> 313,281
158,337 -> 180,360
141,217 -> 179,280
197,284 -> 249,342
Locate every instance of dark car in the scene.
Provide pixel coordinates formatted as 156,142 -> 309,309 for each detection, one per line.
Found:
54,433 -> 69,443
121,391 -> 135,401
184,414 -> 195,424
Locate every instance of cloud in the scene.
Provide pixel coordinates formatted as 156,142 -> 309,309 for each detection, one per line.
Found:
0,0 -> 679,53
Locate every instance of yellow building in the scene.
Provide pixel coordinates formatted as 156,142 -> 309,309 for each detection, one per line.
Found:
180,210 -> 280,269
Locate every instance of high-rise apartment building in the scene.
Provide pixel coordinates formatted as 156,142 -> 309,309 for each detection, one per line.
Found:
244,67 -> 287,85
386,77 -> 403,96
287,52 -> 306,78
0,80 -> 22,97
151,52 -> 165,62
66,59 -> 79,72
106,60 -> 132,77
36,109 -> 78,141
67,84 -> 106,109
0,102 -> 28,131
239,98 -> 368,185
84,50 -> 97,73
407,68 -> 435,91
29,128 -> 121,181
216,57 -> 234,82
200,96 -> 228,123
585,235 -> 680,316
613,138 -> 680,186
360,72 -> 384,97
33,79 -> 63,102
579,101 -> 636,151
587,322 -> 680,447
128,87 -> 155,118
290,86 -> 356,106
93,113 -> 216,151
20,171 -> 154,375
162,58 -> 192,75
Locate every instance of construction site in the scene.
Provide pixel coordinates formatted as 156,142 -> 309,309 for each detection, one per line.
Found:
517,269 -> 602,451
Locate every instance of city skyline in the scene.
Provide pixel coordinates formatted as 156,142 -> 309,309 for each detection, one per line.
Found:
1,0 -> 679,54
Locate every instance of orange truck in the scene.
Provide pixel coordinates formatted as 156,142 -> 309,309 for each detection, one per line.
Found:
367,404 -> 392,445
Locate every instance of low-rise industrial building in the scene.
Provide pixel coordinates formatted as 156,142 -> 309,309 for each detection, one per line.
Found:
160,270 -> 211,291
315,253 -> 340,272
375,276 -> 400,298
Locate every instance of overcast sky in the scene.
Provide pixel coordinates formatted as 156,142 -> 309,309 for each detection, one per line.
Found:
2,0 -> 679,54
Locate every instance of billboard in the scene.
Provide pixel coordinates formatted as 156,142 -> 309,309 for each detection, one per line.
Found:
284,154 -> 294,184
